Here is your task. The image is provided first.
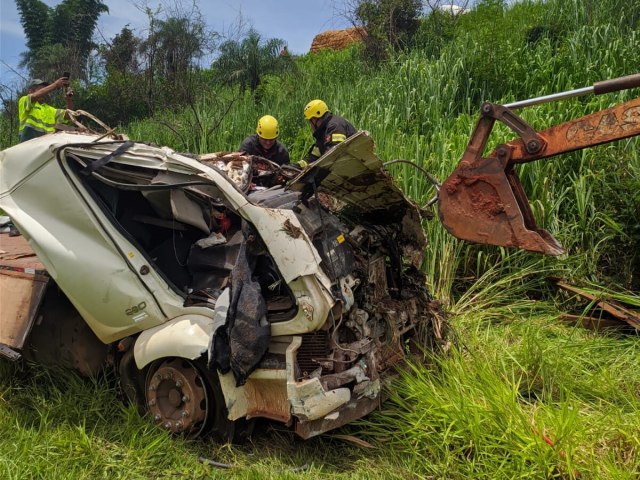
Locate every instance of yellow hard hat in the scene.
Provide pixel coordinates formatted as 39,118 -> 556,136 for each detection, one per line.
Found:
303,99 -> 328,120
256,115 -> 279,139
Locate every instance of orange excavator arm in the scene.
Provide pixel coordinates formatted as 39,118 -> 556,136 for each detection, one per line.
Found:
438,73 -> 640,256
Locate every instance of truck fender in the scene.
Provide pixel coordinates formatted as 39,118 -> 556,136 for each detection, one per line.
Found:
133,289 -> 230,369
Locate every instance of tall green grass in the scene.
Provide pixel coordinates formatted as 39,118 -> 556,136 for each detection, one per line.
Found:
357,259 -> 640,479
358,327 -> 640,479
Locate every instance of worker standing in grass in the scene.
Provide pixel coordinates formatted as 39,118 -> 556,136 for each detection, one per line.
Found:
239,115 -> 290,165
301,99 -> 357,166
18,76 -> 74,143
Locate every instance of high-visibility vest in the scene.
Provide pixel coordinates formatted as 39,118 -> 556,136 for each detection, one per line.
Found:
18,95 -> 65,136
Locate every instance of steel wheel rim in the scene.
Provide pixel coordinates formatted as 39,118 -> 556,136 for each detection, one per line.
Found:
146,358 -> 209,437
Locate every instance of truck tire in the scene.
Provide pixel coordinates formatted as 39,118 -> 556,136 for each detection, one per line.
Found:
144,357 -> 253,443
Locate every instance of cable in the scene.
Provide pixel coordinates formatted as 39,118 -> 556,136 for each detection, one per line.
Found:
383,159 -> 441,207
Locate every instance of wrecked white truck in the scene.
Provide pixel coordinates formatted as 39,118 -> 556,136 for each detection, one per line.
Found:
0,130 -> 444,441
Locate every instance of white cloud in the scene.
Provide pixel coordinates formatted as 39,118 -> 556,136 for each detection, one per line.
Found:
0,19 -> 25,39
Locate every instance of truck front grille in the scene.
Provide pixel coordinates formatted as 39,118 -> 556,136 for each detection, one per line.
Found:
297,331 -> 330,378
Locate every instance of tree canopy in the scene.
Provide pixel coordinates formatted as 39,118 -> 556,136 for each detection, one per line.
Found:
351,0 -> 422,60
213,29 -> 291,93
16,0 -> 108,82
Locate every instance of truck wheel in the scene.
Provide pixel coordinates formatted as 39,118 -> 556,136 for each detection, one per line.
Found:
144,357 -> 252,442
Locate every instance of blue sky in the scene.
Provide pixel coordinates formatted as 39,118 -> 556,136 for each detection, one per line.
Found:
0,0 -> 351,87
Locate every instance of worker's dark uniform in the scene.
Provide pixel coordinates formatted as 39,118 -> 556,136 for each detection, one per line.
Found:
239,134 -> 290,166
305,113 -> 357,163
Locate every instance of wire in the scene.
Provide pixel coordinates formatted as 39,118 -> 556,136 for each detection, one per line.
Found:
383,159 -> 441,207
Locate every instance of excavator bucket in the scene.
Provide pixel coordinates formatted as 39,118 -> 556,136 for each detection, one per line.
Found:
438,73 -> 640,256
438,155 -> 564,256
437,103 -> 565,256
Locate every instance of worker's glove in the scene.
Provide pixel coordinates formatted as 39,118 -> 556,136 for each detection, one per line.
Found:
65,88 -> 74,98
296,159 -> 308,169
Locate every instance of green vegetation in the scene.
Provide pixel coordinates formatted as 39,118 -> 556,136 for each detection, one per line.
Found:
0,0 -> 639,478
353,0 -> 423,60
15,0 -> 108,81
214,28 -> 293,94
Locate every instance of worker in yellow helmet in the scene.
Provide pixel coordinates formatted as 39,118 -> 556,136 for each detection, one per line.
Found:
301,99 -> 357,166
18,76 -> 74,143
239,115 -> 290,165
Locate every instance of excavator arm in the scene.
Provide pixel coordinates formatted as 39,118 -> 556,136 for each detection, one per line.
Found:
438,73 -> 640,255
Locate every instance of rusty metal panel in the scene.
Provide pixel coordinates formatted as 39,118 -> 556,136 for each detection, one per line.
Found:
243,378 -> 291,423
557,314 -> 625,331
0,269 -> 49,351
0,233 -> 45,271
439,96 -> 640,256
438,143 -> 564,256
555,280 -> 640,331
23,290 -> 110,376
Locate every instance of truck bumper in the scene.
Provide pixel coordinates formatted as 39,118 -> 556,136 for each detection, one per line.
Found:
286,336 -> 382,439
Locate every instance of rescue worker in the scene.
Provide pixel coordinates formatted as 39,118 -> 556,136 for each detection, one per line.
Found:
239,115 -> 290,165
18,77 -> 74,143
301,99 -> 357,166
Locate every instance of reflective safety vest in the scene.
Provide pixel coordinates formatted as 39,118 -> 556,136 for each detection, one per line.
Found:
18,95 -> 66,142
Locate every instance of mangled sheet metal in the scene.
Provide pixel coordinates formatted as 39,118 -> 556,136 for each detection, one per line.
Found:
287,132 -> 427,267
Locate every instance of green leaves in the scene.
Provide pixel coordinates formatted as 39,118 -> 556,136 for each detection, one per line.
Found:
15,0 -> 108,81
213,29 -> 291,95
15,0 -> 51,55
354,0 -> 422,60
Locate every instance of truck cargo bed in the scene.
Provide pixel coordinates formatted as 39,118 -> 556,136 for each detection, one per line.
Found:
0,233 -> 46,272
0,233 -> 49,359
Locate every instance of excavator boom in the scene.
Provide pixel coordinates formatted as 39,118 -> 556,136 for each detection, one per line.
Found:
438,73 -> 640,255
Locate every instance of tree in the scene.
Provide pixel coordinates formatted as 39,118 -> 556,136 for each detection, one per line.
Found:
28,44 -> 72,83
345,0 -> 422,60
15,0 -> 50,55
86,26 -> 146,125
416,1 -> 471,56
88,2 -> 213,119
154,17 -> 205,79
213,29 -> 291,94
16,0 -> 108,82
135,2 -> 213,113
0,85 -> 19,148
103,27 -> 141,74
